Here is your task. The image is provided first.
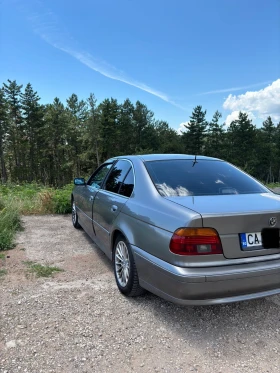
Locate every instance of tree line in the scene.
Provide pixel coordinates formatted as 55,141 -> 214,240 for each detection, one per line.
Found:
0,79 -> 279,187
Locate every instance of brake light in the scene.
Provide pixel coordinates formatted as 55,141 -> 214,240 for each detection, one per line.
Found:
169,228 -> 223,255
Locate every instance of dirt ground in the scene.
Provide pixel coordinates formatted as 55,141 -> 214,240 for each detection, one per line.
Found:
1,214 -> 280,373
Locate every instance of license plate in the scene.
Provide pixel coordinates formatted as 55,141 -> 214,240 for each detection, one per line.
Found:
240,232 -> 262,250
262,228 -> 280,248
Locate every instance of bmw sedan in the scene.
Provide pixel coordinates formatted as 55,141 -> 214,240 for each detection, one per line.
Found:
71,154 -> 280,305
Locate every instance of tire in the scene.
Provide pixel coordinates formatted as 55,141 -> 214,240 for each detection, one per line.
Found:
113,235 -> 145,297
72,199 -> 81,229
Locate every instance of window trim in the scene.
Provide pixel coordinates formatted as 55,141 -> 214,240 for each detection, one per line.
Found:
118,167 -> 134,197
101,159 -> 135,198
87,161 -> 116,188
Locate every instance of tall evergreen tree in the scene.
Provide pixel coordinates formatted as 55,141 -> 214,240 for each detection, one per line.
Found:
133,101 -> 154,151
83,93 -> 101,171
0,88 -> 8,182
3,80 -> 24,181
20,83 -> 44,182
43,98 -> 68,186
100,98 -> 119,160
66,93 -> 88,176
227,111 -> 256,172
182,105 -> 207,155
275,122 -> 280,182
259,116 -> 276,183
204,111 -> 225,158
118,99 -> 135,154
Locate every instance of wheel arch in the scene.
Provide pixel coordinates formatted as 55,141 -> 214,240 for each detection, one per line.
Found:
110,215 -> 137,253
111,229 -> 126,252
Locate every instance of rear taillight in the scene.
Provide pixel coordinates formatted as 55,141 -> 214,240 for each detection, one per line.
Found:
169,228 -> 223,255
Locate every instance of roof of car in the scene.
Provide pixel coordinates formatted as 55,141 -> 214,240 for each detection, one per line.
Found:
111,154 -> 221,162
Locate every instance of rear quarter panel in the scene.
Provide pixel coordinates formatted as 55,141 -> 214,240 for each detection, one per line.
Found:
110,157 -> 205,266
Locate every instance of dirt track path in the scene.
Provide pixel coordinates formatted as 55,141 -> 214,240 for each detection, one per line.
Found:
1,215 -> 280,373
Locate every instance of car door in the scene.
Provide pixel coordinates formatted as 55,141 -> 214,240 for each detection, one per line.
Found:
77,162 -> 114,238
92,160 -> 133,256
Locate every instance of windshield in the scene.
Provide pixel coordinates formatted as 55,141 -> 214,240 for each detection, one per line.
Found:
145,160 -> 268,197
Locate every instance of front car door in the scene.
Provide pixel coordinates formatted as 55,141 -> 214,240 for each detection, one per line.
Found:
77,162 -> 114,238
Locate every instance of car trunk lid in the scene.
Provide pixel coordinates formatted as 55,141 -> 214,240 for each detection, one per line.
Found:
166,193 -> 280,259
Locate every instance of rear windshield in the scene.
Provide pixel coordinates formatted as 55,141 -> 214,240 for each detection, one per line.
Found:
145,160 -> 268,197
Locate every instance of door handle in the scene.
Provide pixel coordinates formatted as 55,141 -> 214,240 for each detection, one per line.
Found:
111,205 -> 118,212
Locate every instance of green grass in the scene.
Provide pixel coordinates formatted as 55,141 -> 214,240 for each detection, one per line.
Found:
24,261 -> 63,278
0,269 -> 7,277
267,182 -> 280,189
0,183 -> 72,215
0,202 -> 21,251
0,183 -> 73,251
0,253 -> 5,260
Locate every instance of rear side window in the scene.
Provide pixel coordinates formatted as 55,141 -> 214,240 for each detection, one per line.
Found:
119,168 -> 134,197
145,160 -> 268,197
105,160 -> 131,194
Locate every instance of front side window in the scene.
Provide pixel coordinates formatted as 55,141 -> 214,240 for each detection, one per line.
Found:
88,163 -> 113,189
145,160 -> 268,197
104,160 -> 131,194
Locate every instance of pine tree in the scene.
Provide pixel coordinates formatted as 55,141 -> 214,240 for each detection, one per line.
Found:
204,111 -> 225,158
83,93 -> 101,171
0,88 -> 8,182
182,105 -> 207,155
133,101 -> 154,151
20,83 -> 44,182
227,112 -> 256,172
100,98 -> 119,160
3,80 -> 24,181
43,98 -> 68,186
66,93 -> 88,176
260,116 -> 276,183
118,99 -> 135,154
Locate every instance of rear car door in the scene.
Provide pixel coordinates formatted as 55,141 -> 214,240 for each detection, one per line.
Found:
92,160 -> 134,256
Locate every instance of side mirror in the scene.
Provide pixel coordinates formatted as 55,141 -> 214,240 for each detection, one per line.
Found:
74,177 -> 86,186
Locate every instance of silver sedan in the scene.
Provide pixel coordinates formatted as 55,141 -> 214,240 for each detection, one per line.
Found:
71,154 -> 280,305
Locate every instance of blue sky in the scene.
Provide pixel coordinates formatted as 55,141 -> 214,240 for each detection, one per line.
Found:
0,0 -> 279,130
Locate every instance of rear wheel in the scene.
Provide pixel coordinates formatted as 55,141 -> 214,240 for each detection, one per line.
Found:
113,235 -> 145,297
72,199 -> 81,229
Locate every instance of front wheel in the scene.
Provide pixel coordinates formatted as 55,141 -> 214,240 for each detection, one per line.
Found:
72,199 -> 81,229
113,235 -> 145,297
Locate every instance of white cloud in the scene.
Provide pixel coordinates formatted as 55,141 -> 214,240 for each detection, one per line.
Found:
223,79 -> 280,122
199,81 -> 271,95
225,110 -> 256,127
176,122 -> 189,134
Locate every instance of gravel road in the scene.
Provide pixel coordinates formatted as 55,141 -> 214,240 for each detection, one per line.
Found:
1,214 -> 280,373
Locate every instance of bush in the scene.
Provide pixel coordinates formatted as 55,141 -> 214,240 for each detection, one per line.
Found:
0,183 -> 73,251
0,203 -> 21,251
52,185 -> 72,214
0,183 -> 73,215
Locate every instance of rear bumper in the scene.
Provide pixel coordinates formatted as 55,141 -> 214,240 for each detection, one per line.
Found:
132,246 -> 280,305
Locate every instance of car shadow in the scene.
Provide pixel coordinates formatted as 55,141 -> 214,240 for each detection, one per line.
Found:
79,228 -> 113,272
124,290 -> 280,359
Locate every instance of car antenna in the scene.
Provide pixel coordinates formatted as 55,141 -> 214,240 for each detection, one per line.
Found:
192,155 -> 198,167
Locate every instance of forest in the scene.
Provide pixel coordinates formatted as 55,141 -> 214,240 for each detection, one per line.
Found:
0,79 -> 279,187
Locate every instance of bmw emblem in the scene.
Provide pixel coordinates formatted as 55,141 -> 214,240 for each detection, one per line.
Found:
269,217 -> 277,227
